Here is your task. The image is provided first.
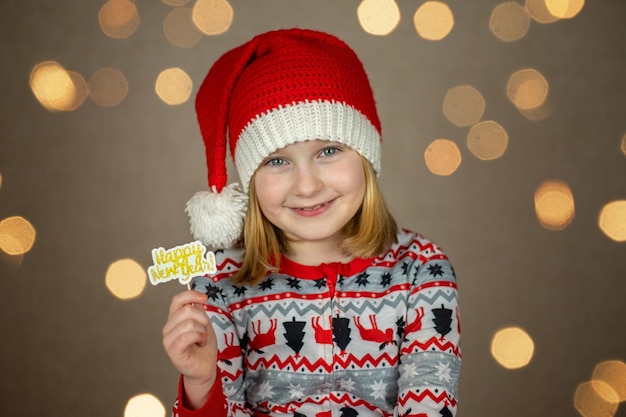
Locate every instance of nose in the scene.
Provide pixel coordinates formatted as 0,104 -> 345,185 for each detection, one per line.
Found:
292,164 -> 322,196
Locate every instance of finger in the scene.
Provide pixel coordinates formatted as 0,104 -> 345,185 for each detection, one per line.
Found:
164,327 -> 209,356
163,305 -> 211,338
168,290 -> 208,318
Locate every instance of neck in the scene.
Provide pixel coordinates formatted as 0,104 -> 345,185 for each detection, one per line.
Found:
284,239 -> 353,266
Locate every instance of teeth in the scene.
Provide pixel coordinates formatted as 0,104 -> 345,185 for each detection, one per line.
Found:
301,203 -> 324,210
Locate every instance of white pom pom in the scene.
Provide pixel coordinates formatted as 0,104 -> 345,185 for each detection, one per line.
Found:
185,183 -> 249,249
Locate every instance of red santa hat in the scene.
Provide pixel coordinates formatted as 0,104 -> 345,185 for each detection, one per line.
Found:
187,28 -> 382,248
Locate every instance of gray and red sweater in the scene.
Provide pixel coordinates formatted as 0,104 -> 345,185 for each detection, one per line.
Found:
173,229 -> 461,417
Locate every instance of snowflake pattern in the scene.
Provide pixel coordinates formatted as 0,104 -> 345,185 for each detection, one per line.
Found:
380,272 -> 392,287
435,362 -> 452,383
427,263 -> 444,277
370,379 -> 387,400
402,363 -> 418,379
314,278 -> 327,289
256,381 -> 275,399
356,272 -> 370,287
259,278 -> 274,291
339,377 -> 356,391
287,277 -> 302,289
204,284 -> 223,301
287,383 -> 305,399
232,285 -> 248,296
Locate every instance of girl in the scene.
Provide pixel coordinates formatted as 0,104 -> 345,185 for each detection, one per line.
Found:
163,29 -> 461,417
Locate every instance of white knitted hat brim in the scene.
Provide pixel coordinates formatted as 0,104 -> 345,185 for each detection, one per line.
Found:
234,100 -> 381,191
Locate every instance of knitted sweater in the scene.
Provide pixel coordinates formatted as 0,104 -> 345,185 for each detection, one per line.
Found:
173,229 -> 461,417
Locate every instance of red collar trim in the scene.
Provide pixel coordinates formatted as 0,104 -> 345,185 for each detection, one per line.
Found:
277,254 -> 374,279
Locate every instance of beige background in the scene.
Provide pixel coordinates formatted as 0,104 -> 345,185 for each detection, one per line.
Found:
1,0 -> 625,416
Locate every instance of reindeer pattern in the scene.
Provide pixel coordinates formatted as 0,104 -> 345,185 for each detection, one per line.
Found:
195,229 -> 460,417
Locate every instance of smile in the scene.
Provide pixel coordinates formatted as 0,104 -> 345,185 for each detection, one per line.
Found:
290,199 -> 336,216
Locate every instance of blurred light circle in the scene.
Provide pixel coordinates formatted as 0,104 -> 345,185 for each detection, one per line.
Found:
592,360 -> 626,402
490,1 -> 531,42
490,326 -> 535,369
466,120 -> 509,160
0,216 -> 36,255
29,61 -> 77,111
155,67 -> 193,105
98,0 -> 140,39
598,200 -> 626,242
534,179 -> 575,230
574,380 -> 619,417
61,71 -> 89,111
443,85 -> 485,127
424,138 -> 462,176
545,0 -> 585,19
357,0 -> 401,36
124,393 -> 166,417
162,0 -> 190,5
507,68 -> 549,110
89,68 -> 129,107
620,132 -> 626,157
413,1 -> 454,41
192,0 -> 233,35
163,7 -> 203,48
105,258 -> 147,300
525,0 -> 560,23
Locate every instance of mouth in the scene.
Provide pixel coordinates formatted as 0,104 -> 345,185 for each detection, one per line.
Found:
290,198 -> 336,216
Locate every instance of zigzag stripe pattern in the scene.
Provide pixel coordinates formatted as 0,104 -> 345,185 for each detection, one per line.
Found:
398,389 -> 458,408
205,284 -> 456,320
184,229 -> 460,416
268,392 -> 393,415
400,337 -> 462,357
246,351 -> 399,372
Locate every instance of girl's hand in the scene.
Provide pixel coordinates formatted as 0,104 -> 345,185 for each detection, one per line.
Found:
162,290 -> 217,409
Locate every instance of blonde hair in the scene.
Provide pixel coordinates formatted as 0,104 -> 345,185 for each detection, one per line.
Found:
232,157 -> 397,286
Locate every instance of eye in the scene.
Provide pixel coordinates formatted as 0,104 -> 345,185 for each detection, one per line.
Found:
320,146 -> 341,157
264,157 -> 286,167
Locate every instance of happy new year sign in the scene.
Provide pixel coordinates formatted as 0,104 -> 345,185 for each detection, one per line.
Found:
147,241 -> 216,286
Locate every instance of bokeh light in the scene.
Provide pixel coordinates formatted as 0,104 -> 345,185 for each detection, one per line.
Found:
545,0 -> 585,19
598,200 -> 626,242
88,68 -> 129,107
163,0 -> 190,5
0,216 -> 36,255
98,0 -> 140,39
163,7 -> 203,48
105,258 -> 147,300
525,0 -> 560,23
124,393 -> 166,417
534,179 -> 575,230
424,138 -> 462,176
489,1 -> 531,42
507,68 -> 549,111
357,0 -> 401,36
443,85 -> 485,127
155,67 -> 193,105
620,132 -> 626,157
30,61 -> 77,112
466,120 -> 509,160
63,71 -> 89,111
574,381 -> 619,417
413,1 -> 454,41
192,0 -> 233,35
490,326 -> 535,369
593,360 -> 626,402
0,173 -> 3,190
518,100 -> 553,121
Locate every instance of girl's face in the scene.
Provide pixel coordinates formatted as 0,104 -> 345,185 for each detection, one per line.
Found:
253,139 -> 366,256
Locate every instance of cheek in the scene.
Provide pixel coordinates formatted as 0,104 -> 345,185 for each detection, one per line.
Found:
254,174 -> 282,211
333,161 -> 366,198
